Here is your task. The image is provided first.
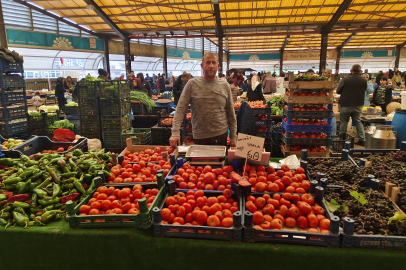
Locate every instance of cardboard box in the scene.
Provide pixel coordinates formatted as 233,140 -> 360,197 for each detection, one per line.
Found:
120,138 -> 179,159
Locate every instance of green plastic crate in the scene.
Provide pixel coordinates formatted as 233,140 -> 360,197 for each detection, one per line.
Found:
67,177 -> 166,228
122,128 -> 151,145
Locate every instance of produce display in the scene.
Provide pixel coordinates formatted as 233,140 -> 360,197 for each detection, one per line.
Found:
155,99 -> 172,104
293,75 -> 329,81
52,128 -> 76,142
121,147 -> 174,163
234,101 -> 268,110
101,81 -> 128,98
160,116 -> 173,127
131,91 -> 156,113
160,189 -> 239,227
1,138 -> 24,150
246,192 -> 330,233
40,146 -> 73,154
78,185 -> 160,217
307,158 -> 358,186
49,119 -> 74,130
0,149 -> 115,228
38,105 -> 59,113
284,132 -> 328,139
108,160 -> 172,183
268,96 -> 283,115
284,104 -> 330,111
285,90 -> 329,96
282,145 -> 327,152
283,118 -> 329,126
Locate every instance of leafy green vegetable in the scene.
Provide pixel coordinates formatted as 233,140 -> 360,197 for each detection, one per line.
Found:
39,105 -> 59,113
130,91 -> 156,113
85,76 -> 104,82
50,119 -> 74,130
65,102 -> 78,107
267,95 -> 284,115
28,111 -> 42,117
326,199 -> 349,213
350,191 -> 368,205
388,212 -> 405,224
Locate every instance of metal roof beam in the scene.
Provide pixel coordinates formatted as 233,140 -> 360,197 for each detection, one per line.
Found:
281,35 -> 291,51
83,0 -> 127,39
337,32 -> 357,51
213,1 -> 223,39
322,0 -> 353,33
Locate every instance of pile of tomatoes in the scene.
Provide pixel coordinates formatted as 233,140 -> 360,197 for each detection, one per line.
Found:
78,185 -> 159,216
283,145 -> 327,153
284,104 -> 329,112
161,189 -> 239,227
122,147 -> 173,163
286,90 -> 329,97
169,163 -> 241,190
283,118 -> 328,126
108,160 -> 172,183
246,192 -> 331,233
284,132 -> 328,139
241,165 -> 310,193
234,101 -> 267,110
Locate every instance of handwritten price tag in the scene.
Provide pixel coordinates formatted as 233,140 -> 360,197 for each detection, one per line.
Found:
235,133 -> 265,161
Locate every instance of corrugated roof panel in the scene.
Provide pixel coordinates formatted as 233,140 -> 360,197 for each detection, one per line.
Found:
276,17 -> 290,23
227,19 -> 239,26
264,18 -> 277,24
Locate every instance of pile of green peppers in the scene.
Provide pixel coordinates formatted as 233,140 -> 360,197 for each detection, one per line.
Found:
0,149 -> 116,228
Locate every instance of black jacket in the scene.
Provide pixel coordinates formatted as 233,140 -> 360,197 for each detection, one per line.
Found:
375,73 -> 384,85
173,76 -> 186,105
371,85 -> 392,113
137,73 -> 152,97
237,102 -> 256,136
247,83 -> 265,101
159,77 -> 165,93
336,74 -> 367,106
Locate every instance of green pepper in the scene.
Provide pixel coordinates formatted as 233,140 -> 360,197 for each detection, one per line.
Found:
2,177 -> 22,185
38,197 -> 60,206
30,207 -> 42,213
83,174 -> 92,184
73,149 -> 83,156
21,180 -> 31,194
0,169 -> 4,174
33,188 -> 47,199
3,205 -> 13,212
46,165 -> 60,184
20,169 -> 38,179
74,179 -> 86,195
29,214 -> 36,220
68,183 -> 74,189
17,168 -> 24,174
44,204 -> 54,211
12,201 -> 31,209
0,158 -> 14,166
13,211 -> 29,228
20,155 -> 30,163
61,172 -> 77,178
71,189 -> 77,193
50,154 -> 61,159
0,194 -> 7,201
52,184 -> 61,198
29,171 -> 44,182
31,193 -> 37,207
69,158 -> 77,170
4,184 -> 16,191
4,219 -> 12,229
41,210 -> 58,224
36,177 -> 51,189
25,160 -> 38,167
27,220 -> 45,227
50,158 -> 63,165
0,218 -> 8,226
1,212 -> 10,219
13,207 -> 27,215
16,181 -> 27,194
54,212 -> 64,221
62,166 -> 71,173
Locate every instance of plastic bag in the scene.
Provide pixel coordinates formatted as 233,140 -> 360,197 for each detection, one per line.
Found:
87,139 -> 102,152
279,155 -> 300,170
64,92 -> 72,103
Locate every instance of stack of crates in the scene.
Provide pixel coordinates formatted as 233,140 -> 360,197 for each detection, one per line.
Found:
27,111 -> 59,138
181,112 -> 193,145
247,101 -> 273,151
78,86 -> 102,140
0,59 -> 27,138
281,74 -> 335,157
100,81 -> 131,149
269,122 -> 283,156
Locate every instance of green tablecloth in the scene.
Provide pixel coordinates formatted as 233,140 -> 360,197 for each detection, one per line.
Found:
0,220 -> 405,270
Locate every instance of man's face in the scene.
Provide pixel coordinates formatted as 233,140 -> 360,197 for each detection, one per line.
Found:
380,79 -> 387,86
131,72 -> 134,75
181,76 -> 188,83
201,56 -> 219,78
365,69 -> 368,72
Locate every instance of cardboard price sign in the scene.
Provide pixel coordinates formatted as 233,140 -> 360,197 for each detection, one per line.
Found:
235,133 -> 265,161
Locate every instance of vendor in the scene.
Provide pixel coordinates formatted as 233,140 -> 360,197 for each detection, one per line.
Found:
169,52 -> 237,148
173,73 -> 190,105
55,76 -> 67,108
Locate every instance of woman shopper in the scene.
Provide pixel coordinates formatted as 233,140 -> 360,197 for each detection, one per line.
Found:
55,76 -> 67,108
371,76 -> 392,114
392,71 -> 402,87
363,73 -> 374,107
159,74 -> 166,94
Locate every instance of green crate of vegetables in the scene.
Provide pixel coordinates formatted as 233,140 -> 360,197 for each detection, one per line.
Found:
130,91 -> 156,115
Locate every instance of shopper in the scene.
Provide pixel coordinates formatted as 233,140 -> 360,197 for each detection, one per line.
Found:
388,69 -> 394,79
336,64 -> 367,145
371,76 -> 392,114
127,73 -> 137,90
232,73 -> 238,86
247,81 -> 265,101
55,76 -> 67,108
262,71 -> 277,94
364,69 -> 371,80
169,52 -> 237,148
137,73 -> 152,97
241,80 -> 248,92
375,71 -> 384,85
159,74 -> 166,94
228,79 -> 242,102
152,73 -> 157,83
173,74 -> 189,105
64,76 -> 74,93
145,73 -> 153,87
392,71 -> 402,87
363,73 -> 374,107
32,91 -> 42,110
97,69 -> 109,80
307,69 -> 315,76
237,72 -> 244,86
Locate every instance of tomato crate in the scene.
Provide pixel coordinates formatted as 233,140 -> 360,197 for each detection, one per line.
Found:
283,74 -> 336,90
77,81 -> 102,99
131,101 -> 148,115
67,176 -> 166,228
281,145 -> 331,158
100,80 -> 131,99
119,139 -> 179,163
12,136 -> 87,156
152,182 -> 243,241
101,98 -> 130,116
282,120 -> 333,133
283,134 -> 332,146
0,75 -> 25,89
243,192 -> 340,247
283,108 -> 334,119
122,128 -> 152,145
0,89 -> 26,106
101,115 -> 131,132
255,119 -> 273,126
0,59 -> 24,73
0,105 -> 27,121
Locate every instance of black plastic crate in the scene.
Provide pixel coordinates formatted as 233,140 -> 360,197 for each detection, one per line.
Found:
81,131 -> 102,140
102,131 -> 123,149
255,119 -> 273,126
101,115 -> 131,132
331,133 -> 355,153
77,81 -> 102,99
0,75 -> 25,89
283,108 -> 334,119
60,105 -> 79,115
80,119 -> 101,136
131,101 -> 148,115
0,120 -> 27,137
150,106 -> 171,116
0,59 -> 24,73
0,90 -> 26,106
283,134 -> 332,146
13,136 -> 87,156
151,124 -> 172,145
122,128 -> 151,145
27,128 -> 47,137
79,98 -> 100,116
100,80 -> 131,99
101,98 -> 130,116
0,105 -> 27,121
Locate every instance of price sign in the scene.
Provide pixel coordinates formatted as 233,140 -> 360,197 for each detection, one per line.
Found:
235,133 -> 265,161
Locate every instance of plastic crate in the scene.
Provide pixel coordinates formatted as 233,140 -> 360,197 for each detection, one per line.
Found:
77,81 -> 102,99
283,134 -> 332,146
0,134 -> 30,158
0,75 -> 25,89
102,131 -> 123,149
81,131 -> 102,140
255,119 -> 273,126
281,145 -> 331,158
101,99 -> 130,116
283,108 -> 334,119
152,185 -> 242,241
60,105 -> 79,115
100,80 -> 131,99
0,120 -> 27,137
283,92 -> 334,105
12,136 -> 87,156
256,131 -> 272,138
122,128 -> 151,145
101,115 -> 131,132
243,193 -> 340,246
150,106 -> 171,116
151,124 -> 173,146
79,98 -> 100,116
0,90 -> 26,106
131,101 -> 148,115
67,178 -> 166,228
0,59 -> 24,73
349,149 -> 398,158
331,133 -> 355,153
0,105 -> 27,121
282,121 -> 333,133
284,77 -> 336,90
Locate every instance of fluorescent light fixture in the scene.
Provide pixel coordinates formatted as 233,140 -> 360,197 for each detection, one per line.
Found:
26,1 -> 44,10
47,10 -> 60,17
63,18 -> 77,24
86,5 -> 94,10
79,25 -> 92,31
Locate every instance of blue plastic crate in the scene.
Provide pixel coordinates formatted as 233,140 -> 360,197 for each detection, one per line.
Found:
0,59 -> 23,73
283,134 -> 332,146
0,75 -> 25,89
282,121 -> 333,133
283,108 -> 334,119
0,90 -> 26,106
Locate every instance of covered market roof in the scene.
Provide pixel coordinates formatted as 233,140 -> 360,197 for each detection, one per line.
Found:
9,0 -> 406,53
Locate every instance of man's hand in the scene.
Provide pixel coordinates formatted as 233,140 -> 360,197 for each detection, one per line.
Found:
230,141 -> 237,147
169,136 -> 181,149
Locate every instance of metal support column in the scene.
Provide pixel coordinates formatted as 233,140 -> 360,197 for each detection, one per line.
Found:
226,51 -> 230,72
395,46 -> 401,70
335,49 -> 340,73
280,50 -> 284,75
163,37 -> 168,76
218,37 -> 223,75
103,35 -> 110,76
0,1 -> 7,49
123,38 -> 131,75
319,31 -> 328,74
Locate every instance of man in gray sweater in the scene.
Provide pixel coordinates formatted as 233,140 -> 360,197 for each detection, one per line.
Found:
169,52 -> 237,148
337,64 -> 367,145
